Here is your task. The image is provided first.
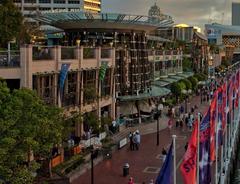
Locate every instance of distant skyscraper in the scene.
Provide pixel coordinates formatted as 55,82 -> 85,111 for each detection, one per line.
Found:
232,2 -> 240,26
5,0 -> 101,19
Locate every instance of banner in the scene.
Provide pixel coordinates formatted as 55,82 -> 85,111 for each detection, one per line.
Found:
199,108 -> 211,184
59,63 -> 70,94
156,142 -> 173,184
210,93 -> 217,161
180,120 -> 198,184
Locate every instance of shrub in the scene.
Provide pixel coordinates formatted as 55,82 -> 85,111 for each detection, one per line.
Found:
188,76 -> 198,90
180,79 -> 192,90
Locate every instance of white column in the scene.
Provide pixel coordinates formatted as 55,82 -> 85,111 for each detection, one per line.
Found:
172,135 -> 177,184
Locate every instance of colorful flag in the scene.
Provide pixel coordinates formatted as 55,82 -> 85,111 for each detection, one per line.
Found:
217,88 -> 223,145
59,63 -> 70,93
210,93 -> 217,161
199,109 -> 211,184
156,142 -> 173,184
180,120 -> 198,184
222,82 -> 227,132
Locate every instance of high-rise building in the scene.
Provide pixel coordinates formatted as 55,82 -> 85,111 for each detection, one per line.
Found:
232,2 -> 240,26
11,0 -> 101,18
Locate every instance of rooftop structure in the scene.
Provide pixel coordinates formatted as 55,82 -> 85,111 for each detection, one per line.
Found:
232,2 -> 240,26
10,0 -> 101,20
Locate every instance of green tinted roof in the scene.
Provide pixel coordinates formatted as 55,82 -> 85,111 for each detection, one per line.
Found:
118,86 -> 170,101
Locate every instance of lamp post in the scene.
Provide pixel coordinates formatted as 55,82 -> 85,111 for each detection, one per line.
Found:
154,110 -> 160,146
90,149 -> 99,184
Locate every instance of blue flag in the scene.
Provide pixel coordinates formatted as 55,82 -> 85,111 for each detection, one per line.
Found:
199,109 -> 211,184
155,142 -> 173,184
59,63 -> 70,94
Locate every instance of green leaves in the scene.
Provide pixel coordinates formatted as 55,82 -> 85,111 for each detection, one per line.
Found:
0,82 -> 66,183
0,0 -> 23,46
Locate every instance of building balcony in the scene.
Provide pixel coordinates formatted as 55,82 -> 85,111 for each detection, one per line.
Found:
148,49 -> 182,62
0,45 -> 115,88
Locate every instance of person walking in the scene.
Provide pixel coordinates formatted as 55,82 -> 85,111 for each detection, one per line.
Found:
128,177 -> 134,184
162,147 -> 167,162
129,132 -> 134,151
134,130 -> 140,150
168,118 -> 173,134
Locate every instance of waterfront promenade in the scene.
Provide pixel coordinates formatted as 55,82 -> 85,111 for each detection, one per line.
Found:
72,95 -> 209,184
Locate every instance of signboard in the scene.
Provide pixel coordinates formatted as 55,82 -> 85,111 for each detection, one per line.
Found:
119,137 -> 127,149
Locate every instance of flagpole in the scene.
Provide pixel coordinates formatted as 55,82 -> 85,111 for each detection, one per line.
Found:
215,92 -> 219,184
197,112 -> 200,184
172,135 -> 177,184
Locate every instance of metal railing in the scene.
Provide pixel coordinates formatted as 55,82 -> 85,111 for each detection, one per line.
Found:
101,48 -> 111,58
32,46 -> 54,61
61,47 -> 76,60
0,51 -> 20,68
160,69 -> 168,77
83,48 -> 96,59
155,50 -> 163,55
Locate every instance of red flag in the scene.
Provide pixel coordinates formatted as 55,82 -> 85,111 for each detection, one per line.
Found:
210,92 -> 217,161
180,120 -> 198,184
222,83 -> 227,132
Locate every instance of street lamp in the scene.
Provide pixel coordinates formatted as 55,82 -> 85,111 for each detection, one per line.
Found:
154,110 -> 161,146
91,149 -> 99,184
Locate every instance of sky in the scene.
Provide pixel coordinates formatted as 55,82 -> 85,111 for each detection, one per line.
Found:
102,0 -> 234,29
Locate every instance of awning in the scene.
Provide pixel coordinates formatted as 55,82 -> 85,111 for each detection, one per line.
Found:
120,102 -> 138,115
161,78 -> 178,83
138,100 -> 152,113
118,86 -> 171,101
177,72 -> 194,78
169,75 -> 185,81
153,80 -> 170,87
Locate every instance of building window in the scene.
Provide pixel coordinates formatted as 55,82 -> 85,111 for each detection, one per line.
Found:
39,0 -> 51,3
53,0 -> 66,4
62,72 -> 77,107
101,69 -> 111,97
13,0 -> 21,3
24,7 -> 37,11
39,7 -> 51,11
33,74 -> 55,105
24,0 -> 36,3
83,70 -> 96,105
68,0 -> 80,4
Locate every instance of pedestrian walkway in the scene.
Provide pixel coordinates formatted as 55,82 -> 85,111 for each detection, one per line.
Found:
71,95 -> 209,184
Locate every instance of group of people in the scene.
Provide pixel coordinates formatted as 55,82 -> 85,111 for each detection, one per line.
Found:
129,130 -> 141,151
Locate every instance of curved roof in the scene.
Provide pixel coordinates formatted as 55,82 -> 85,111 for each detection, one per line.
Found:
36,11 -> 174,32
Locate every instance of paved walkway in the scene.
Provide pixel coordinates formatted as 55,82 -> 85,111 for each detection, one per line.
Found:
72,95 -> 209,184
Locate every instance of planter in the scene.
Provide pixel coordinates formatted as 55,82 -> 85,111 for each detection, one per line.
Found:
71,145 -> 83,155
51,155 -> 64,168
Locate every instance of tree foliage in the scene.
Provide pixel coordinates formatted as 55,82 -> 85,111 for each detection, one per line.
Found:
180,79 -> 192,90
0,0 -> 23,46
0,81 -> 66,183
182,57 -> 192,72
188,76 -> 198,90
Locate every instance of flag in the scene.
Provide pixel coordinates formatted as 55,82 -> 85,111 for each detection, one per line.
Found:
210,93 -> 217,161
59,63 -> 70,93
217,88 -> 223,145
199,108 -> 211,184
99,62 -> 108,81
156,142 -> 173,184
180,120 -> 198,184
222,82 -> 227,132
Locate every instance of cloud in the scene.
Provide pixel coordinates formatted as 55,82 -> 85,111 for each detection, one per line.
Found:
102,0 -> 232,28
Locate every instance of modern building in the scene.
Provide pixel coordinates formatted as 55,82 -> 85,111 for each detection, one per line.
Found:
173,24 -> 197,42
205,23 -> 240,64
232,2 -> 240,26
0,9 -> 185,134
11,0 -> 101,18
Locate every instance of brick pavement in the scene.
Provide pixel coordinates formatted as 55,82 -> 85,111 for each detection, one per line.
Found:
72,96 -> 209,184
